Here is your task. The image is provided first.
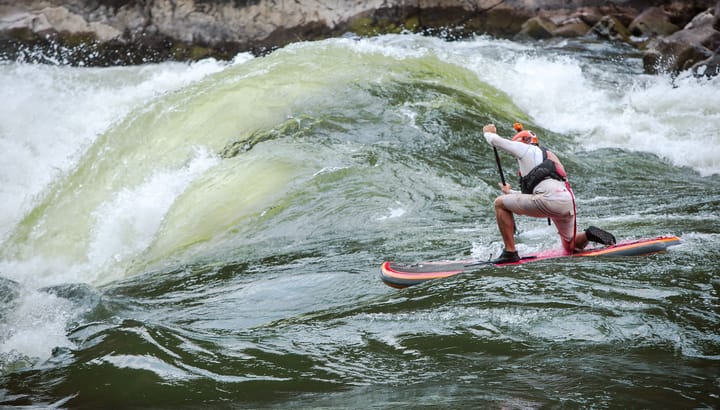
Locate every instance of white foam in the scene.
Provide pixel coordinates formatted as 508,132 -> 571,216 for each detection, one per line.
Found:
0,148 -> 217,286
376,204 -> 407,220
0,288 -> 75,360
87,147 -> 218,277
97,354 -> 191,380
0,61 -> 231,363
475,50 -> 720,176
347,35 -> 432,60
0,59 -> 233,244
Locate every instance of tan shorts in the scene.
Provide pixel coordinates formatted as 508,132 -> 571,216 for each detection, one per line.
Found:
501,179 -> 576,250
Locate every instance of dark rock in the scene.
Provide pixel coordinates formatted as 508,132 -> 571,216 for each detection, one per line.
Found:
643,3 -> 720,75
692,52 -> 720,76
663,0 -> 717,27
643,39 -> 712,74
552,18 -> 592,38
628,6 -> 680,38
573,7 -> 606,28
517,16 -> 556,40
591,15 -> 633,43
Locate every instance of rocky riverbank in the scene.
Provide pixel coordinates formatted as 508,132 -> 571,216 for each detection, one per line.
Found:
0,0 -> 718,77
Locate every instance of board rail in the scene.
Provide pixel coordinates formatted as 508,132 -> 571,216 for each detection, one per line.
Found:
380,235 -> 682,288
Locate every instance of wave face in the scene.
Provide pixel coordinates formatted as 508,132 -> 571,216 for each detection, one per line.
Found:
1,35 -> 719,408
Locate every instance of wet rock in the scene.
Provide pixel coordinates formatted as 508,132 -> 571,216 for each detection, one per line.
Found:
517,16 -> 556,40
693,52 -> 720,76
591,15 -> 633,43
552,18 -> 592,38
628,6 -> 680,38
643,3 -> 720,75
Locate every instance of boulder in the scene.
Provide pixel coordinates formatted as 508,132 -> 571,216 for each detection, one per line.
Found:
552,18 -> 591,38
517,16 -> 556,40
591,15 -> 633,43
628,6 -> 680,38
643,4 -> 720,75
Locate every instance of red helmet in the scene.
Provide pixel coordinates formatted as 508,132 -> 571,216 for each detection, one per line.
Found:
512,130 -> 539,145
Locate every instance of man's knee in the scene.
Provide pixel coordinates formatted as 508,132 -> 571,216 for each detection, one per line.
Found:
494,196 -> 505,210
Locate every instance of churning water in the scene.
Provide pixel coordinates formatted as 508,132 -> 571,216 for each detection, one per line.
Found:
1,34 -> 718,408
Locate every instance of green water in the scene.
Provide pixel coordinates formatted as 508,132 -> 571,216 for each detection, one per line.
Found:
1,35 -> 718,408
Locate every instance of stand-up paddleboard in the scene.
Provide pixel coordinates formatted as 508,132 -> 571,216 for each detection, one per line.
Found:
380,236 -> 681,288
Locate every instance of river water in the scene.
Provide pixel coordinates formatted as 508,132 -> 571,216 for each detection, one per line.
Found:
1,34 -> 719,408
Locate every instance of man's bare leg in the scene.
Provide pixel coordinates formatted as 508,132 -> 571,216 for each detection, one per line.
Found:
494,197 -> 516,252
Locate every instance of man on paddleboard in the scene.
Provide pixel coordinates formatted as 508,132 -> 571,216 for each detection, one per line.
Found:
482,123 -> 615,263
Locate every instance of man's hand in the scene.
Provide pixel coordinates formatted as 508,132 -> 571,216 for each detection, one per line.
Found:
483,124 -> 498,144
499,182 -> 512,194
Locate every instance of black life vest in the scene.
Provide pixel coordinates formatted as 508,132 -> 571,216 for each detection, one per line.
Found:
519,147 -> 566,194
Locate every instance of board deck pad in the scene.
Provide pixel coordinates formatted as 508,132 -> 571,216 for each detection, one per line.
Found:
380,236 -> 682,288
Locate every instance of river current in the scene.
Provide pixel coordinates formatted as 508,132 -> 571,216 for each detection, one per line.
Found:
1,34 -> 719,408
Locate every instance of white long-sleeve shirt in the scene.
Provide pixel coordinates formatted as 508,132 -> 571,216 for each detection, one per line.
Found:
483,131 -> 544,177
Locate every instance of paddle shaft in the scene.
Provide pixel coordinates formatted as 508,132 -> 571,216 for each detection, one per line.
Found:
493,146 -> 506,186
493,145 -> 519,233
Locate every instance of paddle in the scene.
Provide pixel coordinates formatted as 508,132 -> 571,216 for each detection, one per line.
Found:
493,144 -> 518,234
493,146 -> 506,186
